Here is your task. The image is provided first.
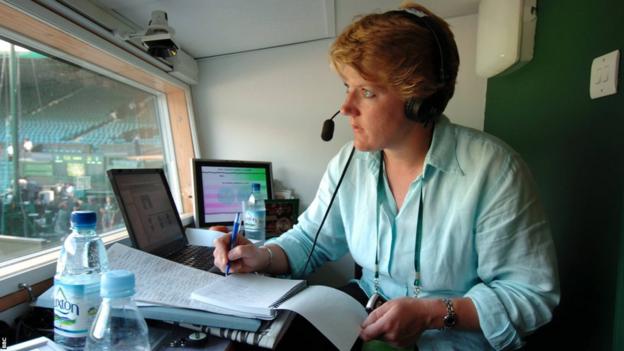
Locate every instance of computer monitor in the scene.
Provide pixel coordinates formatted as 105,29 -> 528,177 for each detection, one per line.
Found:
192,159 -> 273,227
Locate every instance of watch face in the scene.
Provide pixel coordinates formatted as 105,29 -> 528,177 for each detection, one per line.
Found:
444,314 -> 457,328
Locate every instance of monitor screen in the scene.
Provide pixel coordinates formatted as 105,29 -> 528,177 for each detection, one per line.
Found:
192,159 -> 273,227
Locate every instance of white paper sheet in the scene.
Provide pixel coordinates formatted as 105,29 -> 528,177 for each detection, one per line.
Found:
191,274 -> 305,318
107,243 -> 222,309
107,244 -> 267,318
279,285 -> 368,351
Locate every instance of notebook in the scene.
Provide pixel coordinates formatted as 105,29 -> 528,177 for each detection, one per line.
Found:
190,274 -> 306,320
107,168 -> 215,271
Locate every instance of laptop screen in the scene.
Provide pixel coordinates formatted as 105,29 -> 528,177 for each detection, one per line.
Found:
107,169 -> 186,255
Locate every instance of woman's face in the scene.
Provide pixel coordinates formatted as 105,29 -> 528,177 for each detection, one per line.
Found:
339,65 -> 415,152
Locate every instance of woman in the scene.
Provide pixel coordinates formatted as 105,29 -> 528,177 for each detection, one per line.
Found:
213,2 -> 559,350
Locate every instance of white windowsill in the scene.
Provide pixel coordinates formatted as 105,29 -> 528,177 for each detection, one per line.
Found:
0,229 -> 128,282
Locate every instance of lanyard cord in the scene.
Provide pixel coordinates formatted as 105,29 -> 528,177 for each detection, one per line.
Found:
413,190 -> 423,297
373,155 -> 384,294
374,153 -> 424,297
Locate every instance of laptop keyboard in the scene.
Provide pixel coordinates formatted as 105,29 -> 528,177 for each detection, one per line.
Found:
167,245 -> 215,271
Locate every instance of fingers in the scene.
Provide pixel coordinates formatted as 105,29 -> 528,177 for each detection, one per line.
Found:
224,258 -> 256,274
360,298 -> 424,348
235,233 -> 251,245
360,305 -> 388,341
363,299 -> 395,328
227,244 -> 258,262
214,233 -> 231,248
215,244 -> 264,274
213,232 -> 256,272
213,234 -> 231,271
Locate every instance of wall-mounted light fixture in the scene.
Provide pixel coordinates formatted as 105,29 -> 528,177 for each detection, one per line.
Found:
476,0 -> 538,78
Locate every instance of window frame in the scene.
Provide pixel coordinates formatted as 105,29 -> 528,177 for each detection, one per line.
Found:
0,0 -> 198,300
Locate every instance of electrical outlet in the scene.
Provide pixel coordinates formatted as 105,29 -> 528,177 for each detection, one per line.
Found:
590,50 -> 619,99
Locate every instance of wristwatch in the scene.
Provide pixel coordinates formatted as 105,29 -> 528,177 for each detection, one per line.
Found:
441,298 -> 457,329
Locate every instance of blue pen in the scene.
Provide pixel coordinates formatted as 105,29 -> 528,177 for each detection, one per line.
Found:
225,212 -> 241,276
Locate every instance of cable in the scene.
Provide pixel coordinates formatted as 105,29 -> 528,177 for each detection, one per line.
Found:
302,146 -> 355,275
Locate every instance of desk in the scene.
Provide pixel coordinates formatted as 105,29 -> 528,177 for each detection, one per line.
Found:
149,321 -> 234,351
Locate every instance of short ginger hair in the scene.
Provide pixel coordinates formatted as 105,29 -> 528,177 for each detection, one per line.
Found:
330,2 -> 459,108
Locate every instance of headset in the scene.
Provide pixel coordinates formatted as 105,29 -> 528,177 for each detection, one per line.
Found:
401,8 -> 454,125
307,8 -> 454,279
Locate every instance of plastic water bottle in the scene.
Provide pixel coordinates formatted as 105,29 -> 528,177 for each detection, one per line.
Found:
54,211 -> 109,350
85,270 -> 150,351
243,182 -> 266,242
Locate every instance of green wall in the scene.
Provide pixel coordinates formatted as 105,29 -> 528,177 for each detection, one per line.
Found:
616,203 -> 624,350
483,0 -> 624,350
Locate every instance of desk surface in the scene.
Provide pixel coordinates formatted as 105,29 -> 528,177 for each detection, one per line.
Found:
150,321 -> 234,351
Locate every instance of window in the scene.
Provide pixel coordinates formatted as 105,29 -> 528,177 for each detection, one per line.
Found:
0,38 -> 170,265
0,3 -> 196,287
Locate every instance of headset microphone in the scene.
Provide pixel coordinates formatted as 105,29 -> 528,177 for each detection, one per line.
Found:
321,111 -> 340,141
300,109 -> 352,274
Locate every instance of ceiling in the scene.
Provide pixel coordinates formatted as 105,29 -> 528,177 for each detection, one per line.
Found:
89,0 -> 480,59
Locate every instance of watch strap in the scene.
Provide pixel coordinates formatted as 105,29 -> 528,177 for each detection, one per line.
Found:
441,298 -> 457,330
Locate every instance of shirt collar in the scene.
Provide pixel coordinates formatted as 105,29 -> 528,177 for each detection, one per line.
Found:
424,115 -> 464,176
365,148 -> 382,175
361,115 -> 464,176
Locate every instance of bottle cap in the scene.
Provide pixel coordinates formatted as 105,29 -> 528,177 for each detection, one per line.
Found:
70,211 -> 97,228
101,270 -> 135,298
252,183 -> 261,192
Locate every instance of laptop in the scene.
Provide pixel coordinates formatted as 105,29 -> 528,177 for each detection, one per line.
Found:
107,168 -> 215,271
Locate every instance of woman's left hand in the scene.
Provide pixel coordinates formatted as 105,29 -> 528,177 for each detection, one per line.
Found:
359,297 -> 438,348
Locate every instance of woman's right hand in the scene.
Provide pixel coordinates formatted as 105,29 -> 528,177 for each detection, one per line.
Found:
212,229 -> 270,274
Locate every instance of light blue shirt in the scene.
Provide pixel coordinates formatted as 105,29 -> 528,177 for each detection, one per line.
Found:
270,116 -> 559,350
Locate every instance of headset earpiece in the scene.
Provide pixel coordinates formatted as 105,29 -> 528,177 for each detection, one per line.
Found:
405,89 -> 452,125
404,98 -> 421,122
404,95 -> 438,125
419,89 -> 449,121
401,8 -> 454,125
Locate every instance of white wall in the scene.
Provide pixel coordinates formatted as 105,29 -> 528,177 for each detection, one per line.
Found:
445,14 -> 487,130
192,39 -> 348,210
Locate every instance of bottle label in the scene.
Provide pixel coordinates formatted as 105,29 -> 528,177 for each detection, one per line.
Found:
53,280 -> 100,338
244,209 -> 265,231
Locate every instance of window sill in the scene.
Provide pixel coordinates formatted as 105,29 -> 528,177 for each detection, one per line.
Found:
0,229 -> 128,282
0,229 -> 128,305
